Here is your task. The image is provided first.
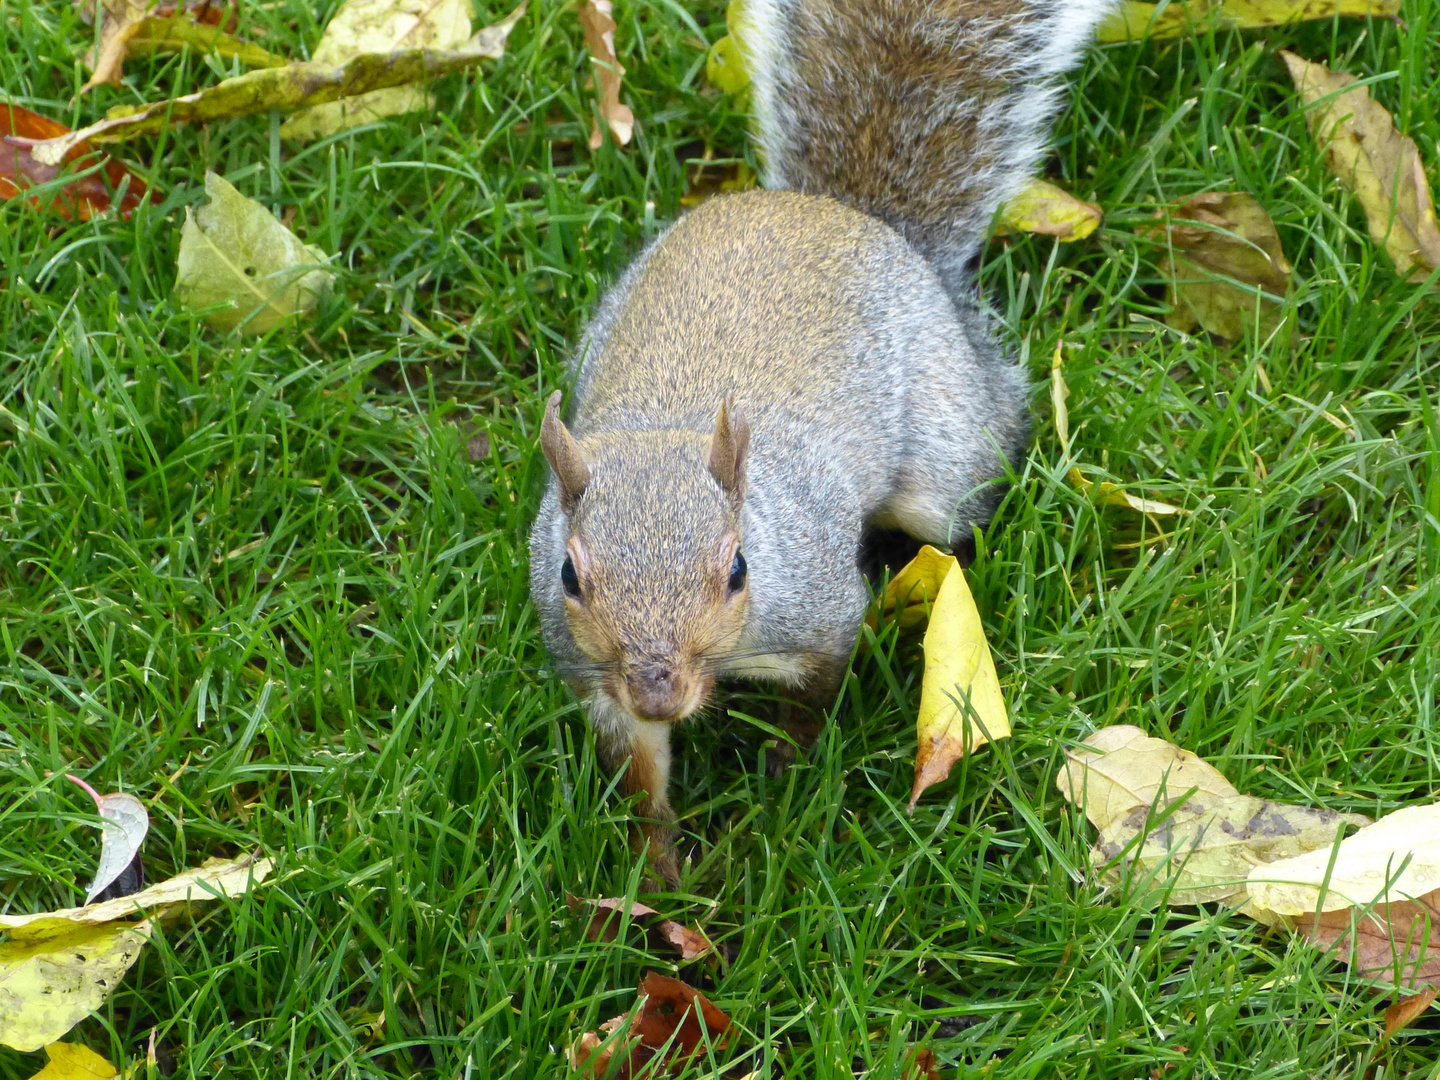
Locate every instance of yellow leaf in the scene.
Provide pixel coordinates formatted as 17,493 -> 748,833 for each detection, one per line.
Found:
1097,0 -> 1399,41
281,0 -> 476,141
175,172 -> 333,334
1057,725 -> 1240,831
0,921 -> 153,1052
910,560 -> 1009,808
1051,343 -> 1070,452
1146,191 -> 1291,341
126,14 -> 287,69
996,179 -> 1103,242
1281,51 -> 1440,282
870,544 -> 954,632
1068,467 -> 1184,516
577,0 -> 633,149
30,6 -> 525,162
1093,794 -> 1366,906
1247,802 -> 1440,916
705,0 -> 755,96
0,852 -> 272,936
29,1042 -> 118,1080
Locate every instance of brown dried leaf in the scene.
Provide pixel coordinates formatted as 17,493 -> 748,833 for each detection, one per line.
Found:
906,1048 -> 942,1080
1282,51 -> 1440,281
569,973 -> 731,1078
577,0 -> 633,149
1299,892 -> 1440,989
653,920 -> 712,962
1147,191 -> 1291,341
1382,986 -> 1438,1039
1,105 -> 150,219
566,895 -> 714,961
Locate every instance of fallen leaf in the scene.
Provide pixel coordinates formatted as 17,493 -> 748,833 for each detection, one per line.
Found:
1146,191 -> 1291,341
1247,803 -> 1440,916
0,921 -> 155,1052
64,776 -> 149,906
0,851 -> 273,935
27,1042 -> 118,1080
30,6 -> 525,162
1297,893 -> 1440,987
1,106 -> 150,219
577,0 -> 633,149
281,0 -> 475,141
870,543 -> 954,632
906,1047 -> 942,1080
996,178 -> 1103,242
566,895 -> 714,961
1282,51 -> 1440,282
175,171 -> 333,333
1051,344 -> 1071,452
1097,0 -> 1398,42
81,0 -> 157,92
1057,725 -> 1241,832
1068,467 -> 1185,516
1383,986 -> 1438,1039
911,556 -> 1009,808
126,8 -> 286,70
1093,794 -> 1367,905
705,0 -> 754,96
569,972 -> 731,1078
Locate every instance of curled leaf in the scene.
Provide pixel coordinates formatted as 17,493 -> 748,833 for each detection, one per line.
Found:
175,171 -> 333,333
30,5 -> 526,162
1098,0 -> 1399,42
911,555 -> 1009,808
1069,467 -> 1184,516
577,0 -> 633,149
126,10 -> 286,69
566,895 -> 715,961
1145,191 -> 1291,341
1,106 -> 150,219
281,0 -> 476,141
1282,51 -> 1440,282
870,543 -> 954,632
63,776 -> 149,905
996,178 -> 1103,242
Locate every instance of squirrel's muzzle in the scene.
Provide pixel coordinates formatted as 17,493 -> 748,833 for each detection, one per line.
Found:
621,658 -> 705,723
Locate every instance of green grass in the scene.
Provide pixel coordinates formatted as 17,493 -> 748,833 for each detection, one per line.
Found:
2,0 -> 1439,1076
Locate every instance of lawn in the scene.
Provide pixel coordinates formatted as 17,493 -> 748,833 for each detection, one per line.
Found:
1,0 -> 1438,1076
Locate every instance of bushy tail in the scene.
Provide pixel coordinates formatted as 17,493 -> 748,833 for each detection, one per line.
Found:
745,0 -> 1114,297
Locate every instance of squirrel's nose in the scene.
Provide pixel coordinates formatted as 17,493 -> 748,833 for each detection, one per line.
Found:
625,661 -> 687,721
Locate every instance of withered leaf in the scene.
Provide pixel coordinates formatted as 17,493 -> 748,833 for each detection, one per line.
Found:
281,0 -> 476,141
577,0 -> 633,149
569,973 -> 731,1078
82,0 -> 281,91
1098,0 -> 1399,42
1093,794 -> 1368,906
1298,893 -> 1440,989
1146,191 -> 1291,341
1057,725 -> 1238,832
62,775 -> 149,906
1383,986 -> 1438,1039
1282,51 -> 1440,282
566,894 -> 714,961
1,105 -> 150,219
30,5 -> 525,163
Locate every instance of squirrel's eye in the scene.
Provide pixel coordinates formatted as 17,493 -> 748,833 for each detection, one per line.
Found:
728,550 -> 747,594
561,556 -> 582,599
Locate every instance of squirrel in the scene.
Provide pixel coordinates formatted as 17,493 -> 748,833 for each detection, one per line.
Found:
530,0 -> 1115,886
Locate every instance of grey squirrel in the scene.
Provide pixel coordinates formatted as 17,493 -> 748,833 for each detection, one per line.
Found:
530,0 -> 1115,885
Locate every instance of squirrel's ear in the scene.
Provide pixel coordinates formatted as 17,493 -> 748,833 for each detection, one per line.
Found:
541,390 -> 590,512
708,398 -> 749,505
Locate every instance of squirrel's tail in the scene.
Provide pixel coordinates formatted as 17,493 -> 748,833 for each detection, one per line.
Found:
746,0 -> 1114,297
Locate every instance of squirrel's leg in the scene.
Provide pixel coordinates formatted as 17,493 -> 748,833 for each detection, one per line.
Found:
766,652 -> 848,778
589,696 -> 682,888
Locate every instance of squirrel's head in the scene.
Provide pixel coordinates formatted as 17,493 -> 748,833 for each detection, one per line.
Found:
540,391 -> 751,723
